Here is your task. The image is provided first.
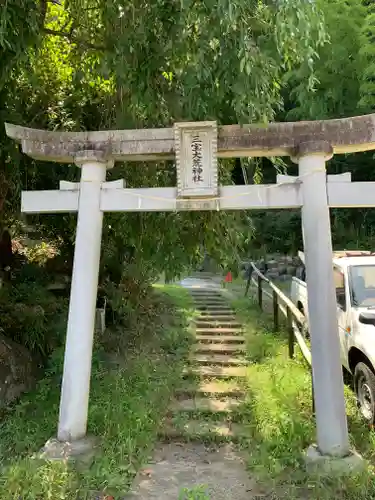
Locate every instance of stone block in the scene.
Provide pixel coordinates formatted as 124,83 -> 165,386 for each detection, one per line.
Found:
95,308 -> 106,334
278,274 -> 292,282
278,265 -> 287,275
39,436 -> 99,468
304,444 -> 366,476
266,271 -> 279,280
286,266 -> 296,276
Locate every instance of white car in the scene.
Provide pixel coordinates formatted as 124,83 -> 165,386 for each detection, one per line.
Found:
291,250 -> 375,423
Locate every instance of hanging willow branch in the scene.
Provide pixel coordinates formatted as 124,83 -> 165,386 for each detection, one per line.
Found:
40,0 -> 106,51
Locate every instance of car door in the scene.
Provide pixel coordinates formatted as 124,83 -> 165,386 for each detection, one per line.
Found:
333,266 -> 350,367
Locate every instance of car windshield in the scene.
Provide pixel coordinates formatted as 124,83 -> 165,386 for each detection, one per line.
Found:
349,265 -> 375,307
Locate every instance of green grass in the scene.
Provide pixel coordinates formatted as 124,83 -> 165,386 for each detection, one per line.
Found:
178,484 -> 210,499
232,296 -> 375,499
0,285 -> 194,499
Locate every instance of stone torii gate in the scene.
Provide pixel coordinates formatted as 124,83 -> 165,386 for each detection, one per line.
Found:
6,115 -> 375,466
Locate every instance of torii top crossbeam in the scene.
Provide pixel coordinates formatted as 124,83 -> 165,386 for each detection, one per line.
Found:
6,115 -> 375,215
5,113 -> 375,163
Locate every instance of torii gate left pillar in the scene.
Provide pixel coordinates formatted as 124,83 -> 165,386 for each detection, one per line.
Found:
58,150 -> 113,442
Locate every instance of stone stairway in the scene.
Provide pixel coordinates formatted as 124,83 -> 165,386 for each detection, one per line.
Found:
162,286 -> 248,441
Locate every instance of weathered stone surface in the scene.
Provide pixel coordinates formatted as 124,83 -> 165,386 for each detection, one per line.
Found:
136,278 -> 252,499
126,443 -> 255,499
195,334 -> 246,343
175,380 -> 243,397
171,397 -> 242,413
6,113 -> 375,163
193,343 -> 245,354
304,445 -> 366,475
195,327 -> 243,334
245,253 -> 302,281
293,139 -> 333,159
40,436 -> 99,468
191,354 -> 247,365
183,366 -> 247,378
219,114 -> 375,156
161,420 -> 248,442
287,265 -> 296,276
266,271 -> 279,280
0,334 -> 36,407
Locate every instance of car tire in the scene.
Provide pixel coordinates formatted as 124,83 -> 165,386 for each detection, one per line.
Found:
297,303 -> 310,339
354,362 -> 375,424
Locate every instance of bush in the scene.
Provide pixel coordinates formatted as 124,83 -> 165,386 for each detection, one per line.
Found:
0,281 -> 68,360
102,261 -> 158,328
11,262 -> 50,286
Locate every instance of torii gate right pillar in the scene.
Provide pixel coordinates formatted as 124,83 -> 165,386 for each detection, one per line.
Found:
294,141 -> 350,459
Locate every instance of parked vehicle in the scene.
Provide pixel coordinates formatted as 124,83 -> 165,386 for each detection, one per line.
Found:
291,250 -> 375,423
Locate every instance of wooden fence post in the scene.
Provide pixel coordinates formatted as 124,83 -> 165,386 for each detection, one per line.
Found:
273,290 -> 279,331
287,307 -> 294,359
257,275 -> 263,310
244,267 -> 252,297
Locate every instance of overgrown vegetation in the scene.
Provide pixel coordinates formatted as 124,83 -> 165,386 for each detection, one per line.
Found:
233,296 -> 375,500
250,0 -> 375,255
0,285 -> 193,499
0,0 -> 330,282
0,274 -> 67,359
178,485 -> 210,500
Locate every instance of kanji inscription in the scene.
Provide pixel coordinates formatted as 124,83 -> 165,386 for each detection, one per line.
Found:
191,134 -> 204,183
174,121 -> 218,198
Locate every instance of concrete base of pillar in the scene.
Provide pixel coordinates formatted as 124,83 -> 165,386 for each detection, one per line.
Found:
39,436 -> 99,467
304,445 -> 366,475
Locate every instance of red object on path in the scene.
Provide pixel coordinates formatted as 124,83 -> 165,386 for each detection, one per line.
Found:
224,271 -> 233,283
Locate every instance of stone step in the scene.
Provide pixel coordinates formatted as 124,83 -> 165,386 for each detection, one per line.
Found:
196,304 -> 232,310
190,354 -> 247,366
196,334 -> 246,343
183,366 -> 248,378
196,315 -> 236,321
194,300 -> 228,305
195,327 -> 243,334
160,419 -> 248,442
175,380 -> 243,397
197,308 -> 233,312
192,295 -> 226,300
197,308 -> 234,314
195,314 -> 237,320
190,296 -> 224,301
195,305 -> 230,310
170,397 -> 242,413
195,311 -> 236,317
192,299 -> 226,304
195,307 -> 234,317
194,321 -> 241,328
193,343 -> 245,354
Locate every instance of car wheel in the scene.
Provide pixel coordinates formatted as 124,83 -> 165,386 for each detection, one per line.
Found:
354,362 -> 375,424
297,303 -> 310,339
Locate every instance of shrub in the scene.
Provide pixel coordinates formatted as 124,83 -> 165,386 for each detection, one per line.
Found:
0,281 -> 67,360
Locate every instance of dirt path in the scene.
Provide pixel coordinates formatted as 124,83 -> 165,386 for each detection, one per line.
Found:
126,278 -> 259,499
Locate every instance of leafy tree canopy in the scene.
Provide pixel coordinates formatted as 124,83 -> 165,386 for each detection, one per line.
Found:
0,0 -> 328,279
255,0 -> 375,254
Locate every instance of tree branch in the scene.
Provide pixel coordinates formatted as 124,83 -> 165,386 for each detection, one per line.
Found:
43,28 -> 106,51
